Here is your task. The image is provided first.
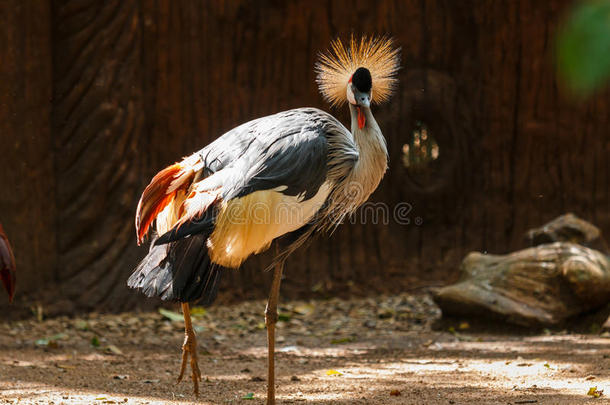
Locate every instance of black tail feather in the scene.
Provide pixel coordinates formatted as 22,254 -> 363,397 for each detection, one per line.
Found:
128,234 -> 224,304
154,209 -> 216,246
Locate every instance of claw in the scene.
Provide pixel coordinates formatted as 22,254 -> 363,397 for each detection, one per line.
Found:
177,329 -> 201,395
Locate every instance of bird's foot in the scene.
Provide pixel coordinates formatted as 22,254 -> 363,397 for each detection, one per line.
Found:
177,328 -> 202,396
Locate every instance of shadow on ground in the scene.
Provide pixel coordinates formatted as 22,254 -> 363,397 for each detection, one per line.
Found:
0,294 -> 608,404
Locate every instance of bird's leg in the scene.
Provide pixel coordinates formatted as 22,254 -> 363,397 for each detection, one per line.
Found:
177,302 -> 202,396
265,249 -> 285,405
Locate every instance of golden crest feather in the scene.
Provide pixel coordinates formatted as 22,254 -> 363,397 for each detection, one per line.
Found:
315,35 -> 401,107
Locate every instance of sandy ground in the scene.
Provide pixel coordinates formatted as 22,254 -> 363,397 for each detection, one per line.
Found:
0,293 -> 608,404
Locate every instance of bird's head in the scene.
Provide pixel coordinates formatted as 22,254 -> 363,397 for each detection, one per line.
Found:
315,35 -> 401,123
347,67 -> 372,109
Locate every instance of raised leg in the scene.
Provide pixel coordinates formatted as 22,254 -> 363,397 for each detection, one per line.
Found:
265,248 -> 285,405
177,302 -> 202,395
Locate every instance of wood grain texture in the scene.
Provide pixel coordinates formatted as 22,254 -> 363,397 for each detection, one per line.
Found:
1,0 -> 609,313
0,0 -> 55,312
51,0 -> 145,312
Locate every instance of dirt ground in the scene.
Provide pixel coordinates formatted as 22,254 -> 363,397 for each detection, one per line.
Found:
0,293 -> 608,404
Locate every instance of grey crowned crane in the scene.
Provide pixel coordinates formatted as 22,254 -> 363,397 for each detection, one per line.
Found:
128,36 -> 400,404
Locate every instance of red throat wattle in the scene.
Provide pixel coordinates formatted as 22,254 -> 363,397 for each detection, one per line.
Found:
357,107 -> 366,129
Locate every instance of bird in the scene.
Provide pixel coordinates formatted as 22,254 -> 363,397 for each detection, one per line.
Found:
0,223 -> 16,303
128,35 -> 400,404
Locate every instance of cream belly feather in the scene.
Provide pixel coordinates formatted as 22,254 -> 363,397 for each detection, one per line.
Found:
207,182 -> 331,268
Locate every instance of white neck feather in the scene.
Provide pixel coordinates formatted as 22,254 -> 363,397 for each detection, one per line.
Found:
348,104 -> 388,205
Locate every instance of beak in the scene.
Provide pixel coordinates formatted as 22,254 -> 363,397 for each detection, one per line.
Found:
348,84 -> 372,108
353,89 -> 371,108
358,95 -> 371,108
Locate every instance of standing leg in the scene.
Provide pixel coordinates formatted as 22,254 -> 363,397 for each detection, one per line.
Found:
177,302 -> 202,395
265,247 -> 285,405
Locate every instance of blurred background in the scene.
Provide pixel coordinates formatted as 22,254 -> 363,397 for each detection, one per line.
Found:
1,0 -> 609,317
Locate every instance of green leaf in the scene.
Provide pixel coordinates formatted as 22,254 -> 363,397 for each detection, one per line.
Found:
278,313 -> 291,322
294,304 -> 315,316
241,392 -> 255,400
330,337 -> 354,344
105,345 -> 123,355
35,338 -> 49,346
158,308 -> 184,322
49,333 -> 67,341
556,0 -> 610,96
587,386 -> 603,398
35,333 -> 67,346
458,322 -> 470,330
75,320 -> 89,331
190,306 -> 207,317
91,336 -> 101,347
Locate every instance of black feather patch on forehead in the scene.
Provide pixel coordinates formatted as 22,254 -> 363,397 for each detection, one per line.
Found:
351,67 -> 372,93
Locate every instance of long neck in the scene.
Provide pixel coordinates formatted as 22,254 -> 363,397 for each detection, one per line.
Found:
348,104 -> 388,202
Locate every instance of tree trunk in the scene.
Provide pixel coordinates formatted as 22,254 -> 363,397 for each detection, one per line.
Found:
434,243 -> 610,326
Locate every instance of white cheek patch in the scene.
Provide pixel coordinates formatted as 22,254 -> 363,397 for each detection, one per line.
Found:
347,86 -> 356,105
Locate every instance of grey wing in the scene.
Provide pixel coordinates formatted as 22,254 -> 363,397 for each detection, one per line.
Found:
195,108 -> 357,196
223,127 -> 329,201
219,108 -> 357,202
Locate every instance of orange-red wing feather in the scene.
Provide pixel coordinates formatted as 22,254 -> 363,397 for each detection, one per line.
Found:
0,223 -> 16,303
135,163 -> 195,245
